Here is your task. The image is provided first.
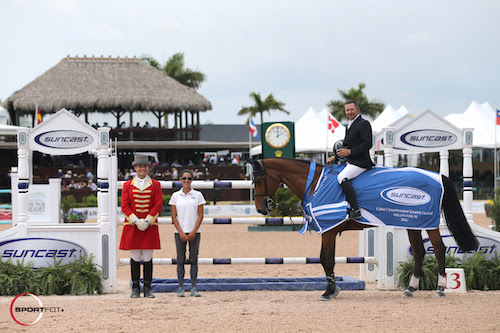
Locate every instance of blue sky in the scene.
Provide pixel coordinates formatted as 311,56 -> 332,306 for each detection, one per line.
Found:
1,0 -> 499,126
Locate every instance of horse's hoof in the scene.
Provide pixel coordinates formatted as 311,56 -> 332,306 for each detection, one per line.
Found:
434,292 -> 445,299
402,290 -> 413,298
318,285 -> 340,301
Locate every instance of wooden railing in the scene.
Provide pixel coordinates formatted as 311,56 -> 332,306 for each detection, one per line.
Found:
109,127 -> 201,141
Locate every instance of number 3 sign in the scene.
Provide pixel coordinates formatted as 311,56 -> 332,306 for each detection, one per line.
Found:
445,268 -> 467,293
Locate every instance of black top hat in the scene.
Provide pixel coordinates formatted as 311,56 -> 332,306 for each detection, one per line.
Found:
132,154 -> 151,166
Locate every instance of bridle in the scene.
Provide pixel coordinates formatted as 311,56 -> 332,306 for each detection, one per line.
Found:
252,160 -> 280,212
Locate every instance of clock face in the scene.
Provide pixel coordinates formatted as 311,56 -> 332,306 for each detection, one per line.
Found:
265,123 -> 291,149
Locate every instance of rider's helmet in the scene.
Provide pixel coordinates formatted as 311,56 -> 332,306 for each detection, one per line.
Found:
333,140 -> 348,163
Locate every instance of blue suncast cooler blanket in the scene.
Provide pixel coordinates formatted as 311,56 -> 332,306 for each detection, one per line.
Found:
301,164 -> 444,234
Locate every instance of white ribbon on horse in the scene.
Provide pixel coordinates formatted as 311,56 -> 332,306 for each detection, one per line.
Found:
302,164 -> 444,234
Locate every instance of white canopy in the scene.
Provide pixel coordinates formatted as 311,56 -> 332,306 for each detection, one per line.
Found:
445,101 -> 500,149
0,123 -> 27,136
250,107 -> 346,156
295,107 -> 345,153
0,105 -> 11,125
371,105 -> 412,133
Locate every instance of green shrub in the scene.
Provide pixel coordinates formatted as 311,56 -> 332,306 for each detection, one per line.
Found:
0,254 -> 104,296
61,195 -> 77,217
0,259 -> 40,295
487,188 -> 500,231
38,258 -> 71,295
81,194 -> 98,207
397,252 -> 500,291
67,254 -> 104,295
270,188 -> 302,217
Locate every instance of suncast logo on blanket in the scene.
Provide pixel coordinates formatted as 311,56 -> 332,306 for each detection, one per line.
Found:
380,187 -> 431,206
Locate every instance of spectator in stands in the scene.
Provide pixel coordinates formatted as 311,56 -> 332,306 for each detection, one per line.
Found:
144,121 -> 152,129
86,169 -> 94,181
77,160 -> 85,168
130,168 -> 137,178
87,180 -> 98,191
64,170 -> 73,178
172,160 -> 182,167
136,122 -> 140,127
56,169 -> 64,178
103,122 -> 111,128
120,121 -> 128,129
172,168 -> 178,179
163,169 -> 172,178
124,169 -> 130,180
231,156 -> 239,165
209,155 -> 217,165
188,160 -> 194,166
61,182 -> 69,191
202,155 -> 209,166
193,169 -> 204,179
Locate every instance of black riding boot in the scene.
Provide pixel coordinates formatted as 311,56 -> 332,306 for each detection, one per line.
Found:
340,178 -> 362,219
130,258 -> 141,298
143,260 -> 155,298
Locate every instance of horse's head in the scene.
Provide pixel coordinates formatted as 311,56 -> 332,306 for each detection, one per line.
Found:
251,160 -> 281,215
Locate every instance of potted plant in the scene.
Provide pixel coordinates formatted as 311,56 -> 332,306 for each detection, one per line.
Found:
67,254 -> 104,295
64,209 -> 87,223
38,258 -> 71,295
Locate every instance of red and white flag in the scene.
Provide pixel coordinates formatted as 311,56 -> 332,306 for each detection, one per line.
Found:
328,114 -> 339,133
35,105 -> 42,125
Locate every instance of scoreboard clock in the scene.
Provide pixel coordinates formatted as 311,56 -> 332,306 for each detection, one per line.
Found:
261,122 -> 295,158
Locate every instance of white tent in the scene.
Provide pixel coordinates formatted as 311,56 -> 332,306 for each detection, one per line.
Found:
249,107 -> 346,156
0,123 -> 27,136
295,107 -> 345,153
445,101 -> 500,148
0,105 -> 11,125
371,105 -> 412,133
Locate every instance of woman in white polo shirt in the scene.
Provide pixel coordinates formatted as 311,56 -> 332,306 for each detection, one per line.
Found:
169,169 -> 206,297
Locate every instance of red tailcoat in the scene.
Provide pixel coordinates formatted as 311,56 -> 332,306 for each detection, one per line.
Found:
119,177 -> 162,250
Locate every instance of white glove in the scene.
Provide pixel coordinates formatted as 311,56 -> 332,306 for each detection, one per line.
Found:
135,219 -> 149,231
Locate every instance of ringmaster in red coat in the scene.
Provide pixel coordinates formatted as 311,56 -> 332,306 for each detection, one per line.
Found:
119,154 -> 163,298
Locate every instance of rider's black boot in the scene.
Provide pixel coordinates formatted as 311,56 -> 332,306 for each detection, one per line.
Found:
340,178 -> 362,220
130,258 -> 141,298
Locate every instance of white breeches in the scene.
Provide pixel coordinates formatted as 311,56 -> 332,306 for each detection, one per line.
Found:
337,163 -> 368,184
130,249 -> 154,262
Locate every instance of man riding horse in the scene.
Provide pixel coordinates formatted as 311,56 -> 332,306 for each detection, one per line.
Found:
327,100 -> 374,220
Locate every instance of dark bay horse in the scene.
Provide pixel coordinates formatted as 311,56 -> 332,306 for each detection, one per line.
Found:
251,158 -> 478,300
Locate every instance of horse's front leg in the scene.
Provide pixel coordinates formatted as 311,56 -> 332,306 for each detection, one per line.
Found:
404,230 -> 425,298
428,229 -> 446,298
319,230 -> 340,301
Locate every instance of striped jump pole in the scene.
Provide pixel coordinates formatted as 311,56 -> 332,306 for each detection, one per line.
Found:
154,216 -> 304,225
118,180 -> 255,190
119,257 -> 376,265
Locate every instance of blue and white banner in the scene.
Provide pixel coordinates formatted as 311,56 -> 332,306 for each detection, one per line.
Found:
302,164 -> 444,234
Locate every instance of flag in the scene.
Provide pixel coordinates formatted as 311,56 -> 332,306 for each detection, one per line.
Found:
35,105 -> 42,125
249,119 -> 259,139
328,114 -> 339,133
497,109 -> 500,125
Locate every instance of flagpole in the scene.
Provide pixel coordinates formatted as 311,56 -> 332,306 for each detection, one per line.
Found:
249,118 -> 253,204
495,109 -> 498,199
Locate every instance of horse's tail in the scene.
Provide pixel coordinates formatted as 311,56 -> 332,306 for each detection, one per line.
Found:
441,175 -> 478,251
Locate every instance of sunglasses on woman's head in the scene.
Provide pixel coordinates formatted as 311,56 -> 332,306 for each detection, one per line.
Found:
180,177 -> 192,180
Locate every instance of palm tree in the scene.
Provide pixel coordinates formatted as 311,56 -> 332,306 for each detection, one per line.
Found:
238,92 -> 289,124
327,83 -> 384,122
142,52 -> 206,89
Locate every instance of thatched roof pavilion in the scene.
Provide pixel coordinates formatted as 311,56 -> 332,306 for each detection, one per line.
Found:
1,56 -> 212,127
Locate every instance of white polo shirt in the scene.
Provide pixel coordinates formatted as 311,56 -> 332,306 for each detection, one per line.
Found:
169,188 -> 206,233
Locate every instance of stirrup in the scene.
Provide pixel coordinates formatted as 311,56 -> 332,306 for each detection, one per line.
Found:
349,208 -> 361,220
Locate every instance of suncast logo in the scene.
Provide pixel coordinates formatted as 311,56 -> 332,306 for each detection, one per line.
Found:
380,187 -> 431,206
34,130 -> 93,149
